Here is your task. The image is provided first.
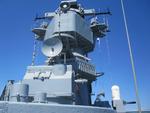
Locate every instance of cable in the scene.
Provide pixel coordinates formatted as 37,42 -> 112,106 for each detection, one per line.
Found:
120,0 -> 142,113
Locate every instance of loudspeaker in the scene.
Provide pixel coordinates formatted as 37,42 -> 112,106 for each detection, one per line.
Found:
42,38 -> 63,57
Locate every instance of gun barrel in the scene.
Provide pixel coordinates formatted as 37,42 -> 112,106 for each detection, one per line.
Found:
126,101 -> 136,104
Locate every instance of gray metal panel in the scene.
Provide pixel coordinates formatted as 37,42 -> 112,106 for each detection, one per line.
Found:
45,12 -> 93,44
24,65 -> 73,80
9,83 -> 29,102
0,102 -> 116,113
0,102 -> 8,113
22,79 -> 72,97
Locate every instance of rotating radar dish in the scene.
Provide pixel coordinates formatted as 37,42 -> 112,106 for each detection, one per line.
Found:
42,38 -> 63,57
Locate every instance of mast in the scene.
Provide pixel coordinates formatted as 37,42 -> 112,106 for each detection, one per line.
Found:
120,0 -> 142,112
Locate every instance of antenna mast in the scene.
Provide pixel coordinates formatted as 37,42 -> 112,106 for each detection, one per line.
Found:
120,0 -> 142,113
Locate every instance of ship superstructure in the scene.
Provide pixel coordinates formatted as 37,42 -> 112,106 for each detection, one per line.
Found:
0,1 -> 118,113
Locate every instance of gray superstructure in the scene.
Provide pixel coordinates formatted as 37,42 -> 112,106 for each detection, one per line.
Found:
0,0 -> 117,113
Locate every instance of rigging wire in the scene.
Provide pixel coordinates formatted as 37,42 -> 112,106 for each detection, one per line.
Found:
104,37 -> 113,87
120,0 -> 142,112
105,37 -> 111,65
96,17 -> 112,96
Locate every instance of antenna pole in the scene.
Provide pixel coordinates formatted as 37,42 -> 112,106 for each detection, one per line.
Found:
120,0 -> 142,113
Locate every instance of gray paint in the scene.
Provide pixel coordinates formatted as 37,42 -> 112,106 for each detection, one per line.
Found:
44,11 -> 94,53
9,83 -> 29,102
34,92 -> 47,103
0,102 -> 116,113
0,1 -> 117,113
22,79 -> 72,98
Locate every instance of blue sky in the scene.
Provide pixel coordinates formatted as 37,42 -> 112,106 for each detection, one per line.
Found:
0,0 -> 150,111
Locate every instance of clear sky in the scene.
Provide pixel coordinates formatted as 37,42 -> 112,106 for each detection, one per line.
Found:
0,0 -> 150,111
